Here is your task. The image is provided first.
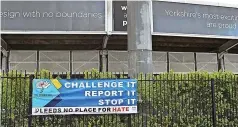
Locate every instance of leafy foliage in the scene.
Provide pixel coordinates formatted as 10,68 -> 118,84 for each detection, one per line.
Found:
138,71 -> 238,126
1,70 -> 30,126
1,69 -> 238,126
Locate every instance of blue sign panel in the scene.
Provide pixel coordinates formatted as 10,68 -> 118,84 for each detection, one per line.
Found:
32,79 -> 137,115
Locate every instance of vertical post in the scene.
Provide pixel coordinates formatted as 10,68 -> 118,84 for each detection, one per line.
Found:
127,76 -> 132,127
211,78 -> 216,127
69,50 -> 72,74
6,51 -> 10,72
127,0 -> 153,78
36,50 -> 39,72
100,35 -> 109,72
28,75 -> 34,127
119,76 -> 132,127
194,53 -> 197,71
1,56 -> 7,72
0,49 -> 9,127
167,52 -> 170,72
0,50 -> 1,71
217,53 -> 225,72
0,39 -> 2,127
0,57 -> 2,127
127,113 -> 131,127
100,50 -> 108,72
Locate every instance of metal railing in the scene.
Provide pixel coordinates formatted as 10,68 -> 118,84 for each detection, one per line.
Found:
1,71 -> 238,127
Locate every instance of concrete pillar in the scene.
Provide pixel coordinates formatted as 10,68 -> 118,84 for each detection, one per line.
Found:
1,56 -> 7,72
1,49 -> 8,72
127,1 -> 153,78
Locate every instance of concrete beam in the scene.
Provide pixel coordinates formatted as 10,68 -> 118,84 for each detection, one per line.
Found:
2,34 -> 104,40
218,39 -> 238,53
7,39 -> 102,45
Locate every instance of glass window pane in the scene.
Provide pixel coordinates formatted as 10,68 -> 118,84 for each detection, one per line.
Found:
224,54 -> 238,73
108,51 -> 128,62
10,50 -> 36,62
170,63 -> 195,72
72,51 -> 99,62
196,53 -> 218,63
197,53 -> 218,72
169,52 -> 194,63
169,52 -> 195,72
40,51 -> 70,62
197,63 -> 218,72
152,52 -> 167,62
153,52 -> 167,73
10,62 -> 37,72
108,62 -> 128,72
153,62 -> 167,73
72,63 -> 99,72
40,63 -> 70,72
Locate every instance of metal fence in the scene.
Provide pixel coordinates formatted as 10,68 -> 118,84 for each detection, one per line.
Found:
1,71 -> 238,127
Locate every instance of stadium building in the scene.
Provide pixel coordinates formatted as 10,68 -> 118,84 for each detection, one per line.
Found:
1,0 -> 238,74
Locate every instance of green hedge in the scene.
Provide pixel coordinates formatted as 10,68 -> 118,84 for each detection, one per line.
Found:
1,69 -> 238,127
138,71 -> 238,126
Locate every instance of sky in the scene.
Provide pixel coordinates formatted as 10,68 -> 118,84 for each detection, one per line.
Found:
210,0 -> 238,3
0,0 -> 237,4
191,0 -> 238,4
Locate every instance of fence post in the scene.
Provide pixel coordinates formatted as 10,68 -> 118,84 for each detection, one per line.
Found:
211,78 -> 216,127
127,76 -> 132,127
28,75 -> 34,127
0,71 -> 3,127
119,76 -> 132,127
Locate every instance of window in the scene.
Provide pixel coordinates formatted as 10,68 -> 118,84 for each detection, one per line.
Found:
39,51 -> 70,72
108,51 -> 128,73
153,52 -> 167,73
224,54 -> 238,74
169,52 -> 195,72
196,53 -> 218,72
72,50 -> 99,73
9,50 -> 37,73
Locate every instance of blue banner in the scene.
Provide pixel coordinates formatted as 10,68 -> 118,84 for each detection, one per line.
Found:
32,79 -> 137,115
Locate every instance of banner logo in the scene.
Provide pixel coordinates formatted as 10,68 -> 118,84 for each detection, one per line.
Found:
36,81 -> 50,93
